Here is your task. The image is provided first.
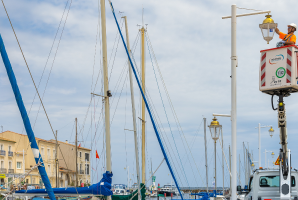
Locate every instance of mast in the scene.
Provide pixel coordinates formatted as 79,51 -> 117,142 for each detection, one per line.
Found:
100,1 -> 112,200
203,118 -> 208,192
123,16 -> 141,200
56,130 -> 58,188
141,25 -> 146,184
75,118 -> 78,187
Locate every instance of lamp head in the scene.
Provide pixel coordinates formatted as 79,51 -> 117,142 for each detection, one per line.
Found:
208,117 -> 222,140
268,127 -> 274,137
259,14 -> 277,44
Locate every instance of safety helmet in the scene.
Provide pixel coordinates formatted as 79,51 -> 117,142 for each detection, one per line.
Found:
288,23 -> 297,30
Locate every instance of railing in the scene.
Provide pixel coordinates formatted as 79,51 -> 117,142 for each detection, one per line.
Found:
79,170 -> 84,174
8,151 -> 13,157
0,150 -> 5,156
8,169 -> 14,173
0,168 -> 7,173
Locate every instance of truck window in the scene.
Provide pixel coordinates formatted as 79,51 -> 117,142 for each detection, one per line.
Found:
249,177 -> 254,190
259,176 -> 296,187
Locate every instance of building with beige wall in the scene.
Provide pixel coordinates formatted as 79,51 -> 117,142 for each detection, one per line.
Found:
0,130 -> 91,189
49,140 -> 91,187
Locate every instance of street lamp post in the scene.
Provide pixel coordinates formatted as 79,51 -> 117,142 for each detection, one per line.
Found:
264,150 -> 275,168
255,124 -> 274,168
213,113 -> 231,195
222,5 -> 275,200
209,117 -> 222,196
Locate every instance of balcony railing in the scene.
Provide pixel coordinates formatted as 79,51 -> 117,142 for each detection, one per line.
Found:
79,170 -> 84,175
0,168 -> 7,173
8,151 -> 13,157
0,150 -> 5,156
8,169 -> 14,173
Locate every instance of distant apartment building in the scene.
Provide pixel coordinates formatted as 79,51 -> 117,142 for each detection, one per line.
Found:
49,140 -> 91,187
0,130 -> 91,189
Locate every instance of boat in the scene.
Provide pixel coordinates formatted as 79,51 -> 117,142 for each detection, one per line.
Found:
158,185 -> 180,196
113,184 -> 129,195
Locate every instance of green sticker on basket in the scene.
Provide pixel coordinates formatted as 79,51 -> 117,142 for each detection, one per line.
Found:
276,67 -> 286,78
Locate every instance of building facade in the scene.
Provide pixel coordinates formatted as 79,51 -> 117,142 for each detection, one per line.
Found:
50,140 -> 91,187
0,130 -> 91,189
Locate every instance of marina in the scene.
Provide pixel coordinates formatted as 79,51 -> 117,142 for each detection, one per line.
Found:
0,0 -> 298,200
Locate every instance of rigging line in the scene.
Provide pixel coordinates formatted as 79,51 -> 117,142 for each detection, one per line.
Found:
7,0 -> 71,153
82,32 -> 140,141
146,35 -> 191,188
130,51 -> 186,185
108,17 -> 123,70
124,79 -> 128,170
1,1 -> 78,193
146,31 -> 206,186
129,158 -> 165,200
108,18 -> 125,81
91,23 -> 99,92
189,119 -> 204,151
32,0 -> 73,130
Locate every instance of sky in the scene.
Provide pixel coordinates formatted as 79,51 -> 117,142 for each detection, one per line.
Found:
1,0 -> 298,190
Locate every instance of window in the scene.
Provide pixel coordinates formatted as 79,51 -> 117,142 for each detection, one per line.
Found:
80,164 -> 82,170
85,153 -> 89,161
249,176 -> 253,191
79,152 -> 82,158
1,161 -> 4,168
17,162 -> 22,169
47,148 -> 51,159
26,179 -> 28,183
8,161 -> 12,169
53,149 -> 56,157
32,178 -> 35,184
0,144 -> 3,150
85,164 -> 90,175
8,146 -> 11,152
259,176 -> 296,187
41,147 -> 44,156
47,165 -> 51,173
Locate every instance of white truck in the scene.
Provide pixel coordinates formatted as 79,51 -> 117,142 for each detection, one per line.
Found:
244,169 -> 298,200
242,44 -> 298,200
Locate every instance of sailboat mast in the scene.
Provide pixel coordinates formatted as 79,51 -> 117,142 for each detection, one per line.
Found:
100,0 -> 112,195
203,118 -> 208,192
123,16 -> 141,200
141,26 -> 146,184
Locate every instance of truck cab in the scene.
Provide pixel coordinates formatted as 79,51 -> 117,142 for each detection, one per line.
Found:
245,169 -> 298,200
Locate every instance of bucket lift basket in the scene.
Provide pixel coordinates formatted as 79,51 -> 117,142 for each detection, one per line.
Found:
259,45 -> 298,95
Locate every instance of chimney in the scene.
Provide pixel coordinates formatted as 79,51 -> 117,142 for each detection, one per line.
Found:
65,140 -> 68,143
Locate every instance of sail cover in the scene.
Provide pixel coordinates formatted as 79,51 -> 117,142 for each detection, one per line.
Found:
15,171 -> 113,196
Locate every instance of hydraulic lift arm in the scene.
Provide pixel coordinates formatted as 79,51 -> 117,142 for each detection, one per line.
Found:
275,92 -> 291,200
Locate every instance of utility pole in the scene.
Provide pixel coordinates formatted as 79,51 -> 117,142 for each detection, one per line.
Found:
229,145 -> 231,195
222,132 -> 224,194
56,130 -> 58,188
123,16 -> 141,200
141,25 -> 146,184
100,1 -> 112,200
203,118 -> 208,192
75,118 -> 78,187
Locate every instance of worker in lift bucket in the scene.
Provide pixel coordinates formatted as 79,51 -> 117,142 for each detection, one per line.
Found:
275,23 -> 297,47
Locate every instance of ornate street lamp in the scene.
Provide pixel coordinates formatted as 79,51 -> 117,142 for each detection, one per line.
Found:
208,117 -> 222,195
268,127 -> 274,137
259,14 -> 277,44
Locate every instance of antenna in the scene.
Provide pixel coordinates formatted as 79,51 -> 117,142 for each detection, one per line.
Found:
142,7 -> 144,27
